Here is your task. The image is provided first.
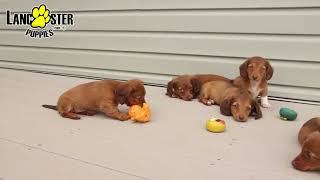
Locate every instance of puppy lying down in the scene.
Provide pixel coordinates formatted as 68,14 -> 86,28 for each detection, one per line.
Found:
166,74 -> 230,101
42,79 -> 146,121
292,117 -> 320,171
199,80 -> 262,122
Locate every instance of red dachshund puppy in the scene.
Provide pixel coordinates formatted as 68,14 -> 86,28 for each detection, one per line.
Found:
292,117 -> 320,171
199,80 -> 262,122
233,56 -> 274,108
42,79 -> 146,121
166,74 -> 230,101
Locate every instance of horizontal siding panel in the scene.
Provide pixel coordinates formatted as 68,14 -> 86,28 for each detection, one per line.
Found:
0,61 -> 319,102
0,46 -> 319,88
1,1 -> 319,102
1,31 -> 320,62
1,9 -> 320,34
269,85 -> 320,102
2,0 -> 320,12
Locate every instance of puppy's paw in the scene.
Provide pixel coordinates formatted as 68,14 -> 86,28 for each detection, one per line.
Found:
72,116 -> 81,120
260,96 -> 271,108
118,113 -> 130,121
166,93 -> 177,98
205,100 -> 214,106
261,101 -> 271,108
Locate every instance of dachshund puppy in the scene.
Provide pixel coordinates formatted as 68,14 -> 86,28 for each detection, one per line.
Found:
198,81 -> 262,122
42,79 -> 146,121
233,56 -> 274,108
292,117 -> 320,171
166,74 -> 230,101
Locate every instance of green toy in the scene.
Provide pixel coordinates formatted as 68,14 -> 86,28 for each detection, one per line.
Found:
279,107 -> 298,121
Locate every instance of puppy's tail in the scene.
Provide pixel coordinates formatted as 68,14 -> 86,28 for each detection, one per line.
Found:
42,104 -> 57,111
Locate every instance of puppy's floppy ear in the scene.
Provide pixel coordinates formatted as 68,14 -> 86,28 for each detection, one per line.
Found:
115,83 -> 132,104
251,100 -> 262,119
239,59 -> 249,79
191,77 -> 201,98
265,60 -> 274,80
220,97 -> 233,116
166,80 -> 175,97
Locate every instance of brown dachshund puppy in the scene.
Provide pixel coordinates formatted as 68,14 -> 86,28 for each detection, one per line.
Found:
292,117 -> 320,171
198,81 -> 262,122
166,74 -> 230,101
42,79 -> 146,121
233,56 -> 274,108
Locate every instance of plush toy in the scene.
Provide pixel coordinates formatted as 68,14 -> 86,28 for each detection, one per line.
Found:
128,103 -> 151,123
279,107 -> 297,121
206,118 -> 226,133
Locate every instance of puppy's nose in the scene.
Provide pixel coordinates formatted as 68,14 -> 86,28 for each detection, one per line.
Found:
292,160 -> 297,167
239,115 -> 245,121
252,75 -> 258,80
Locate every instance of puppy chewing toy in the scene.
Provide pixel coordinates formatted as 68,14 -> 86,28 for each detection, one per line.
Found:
128,103 -> 151,123
279,107 -> 297,121
206,118 -> 226,133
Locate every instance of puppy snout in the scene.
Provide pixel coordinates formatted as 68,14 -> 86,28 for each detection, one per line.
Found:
181,93 -> 193,101
239,115 -> 245,121
182,97 -> 192,101
252,75 -> 258,80
292,160 -> 309,171
291,155 -> 310,171
292,160 -> 298,167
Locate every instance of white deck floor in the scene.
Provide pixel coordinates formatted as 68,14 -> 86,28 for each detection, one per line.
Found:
0,68 -> 319,180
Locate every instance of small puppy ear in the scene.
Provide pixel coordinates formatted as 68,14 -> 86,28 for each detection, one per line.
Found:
191,78 -> 201,98
115,83 -> 132,104
265,61 -> 274,80
166,80 -> 174,97
251,100 -> 262,119
220,97 -> 233,116
239,60 -> 249,79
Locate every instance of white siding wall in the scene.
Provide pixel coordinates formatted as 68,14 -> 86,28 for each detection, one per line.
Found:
0,0 -> 320,101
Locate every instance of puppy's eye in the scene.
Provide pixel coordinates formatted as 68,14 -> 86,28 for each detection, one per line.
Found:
178,88 -> 184,92
262,66 -> 266,70
135,96 -> 141,99
248,64 -> 253,68
232,102 -> 238,107
247,105 -> 252,111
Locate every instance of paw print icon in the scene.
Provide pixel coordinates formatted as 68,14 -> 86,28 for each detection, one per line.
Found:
31,4 -> 51,28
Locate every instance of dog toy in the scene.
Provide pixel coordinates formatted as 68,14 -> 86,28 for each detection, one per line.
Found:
279,107 -> 297,121
206,118 -> 226,133
128,103 -> 151,123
